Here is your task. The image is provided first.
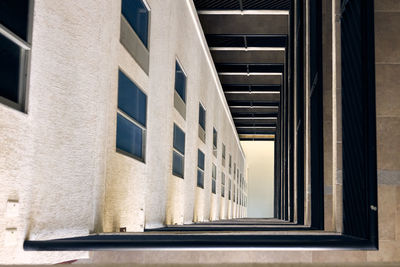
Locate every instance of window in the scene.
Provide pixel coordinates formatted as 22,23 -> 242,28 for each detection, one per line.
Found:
199,103 -> 206,130
172,124 -> 185,178
222,143 -> 226,166
174,61 -> 186,103
116,70 -> 147,160
0,0 -> 31,112
228,178 -> 231,200
211,163 -> 216,194
228,154 -> 232,174
121,0 -> 149,48
198,103 -> 206,142
221,172 -> 225,197
213,128 -> 217,157
197,149 -> 205,188
233,163 -> 236,178
233,184 -> 236,203
237,169 -> 239,183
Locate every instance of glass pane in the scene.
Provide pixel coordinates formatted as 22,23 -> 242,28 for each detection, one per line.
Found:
172,151 -> 184,178
199,103 -> 206,130
173,124 -> 185,155
212,179 -> 216,194
212,163 -> 216,178
118,71 -> 147,127
0,0 -> 29,41
0,34 -> 22,104
213,128 -> 217,148
197,149 -> 205,170
116,114 -> 143,159
197,169 -> 204,188
121,0 -> 149,47
175,62 -> 186,102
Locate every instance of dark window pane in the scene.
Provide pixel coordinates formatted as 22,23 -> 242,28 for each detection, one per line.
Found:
213,128 -> 217,148
118,71 -> 147,127
0,0 -> 29,41
172,151 -> 184,178
173,124 -> 185,155
121,0 -> 149,48
197,169 -> 204,188
175,62 -> 186,102
199,103 -> 206,130
198,149 -> 205,170
116,114 -> 143,159
0,34 -> 21,104
212,179 -> 216,194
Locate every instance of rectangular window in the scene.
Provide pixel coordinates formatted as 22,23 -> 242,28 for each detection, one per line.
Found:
116,70 -> 147,161
212,163 -> 217,194
222,143 -> 226,167
233,184 -> 236,203
221,172 -> 225,197
213,128 -> 218,157
229,155 -> 232,174
228,178 -> 232,200
197,149 -> 205,188
199,103 -> 206,130
0,0 -> 32,112
172,124 -> 185,178
121,0 -> 149,48
174,61 -> 186,103
198,103 -> 206,143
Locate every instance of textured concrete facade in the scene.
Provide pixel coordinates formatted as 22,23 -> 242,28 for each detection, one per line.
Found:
0,0 -> 246,264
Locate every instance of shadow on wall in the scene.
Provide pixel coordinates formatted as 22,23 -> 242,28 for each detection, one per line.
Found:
241,141 -> 275,218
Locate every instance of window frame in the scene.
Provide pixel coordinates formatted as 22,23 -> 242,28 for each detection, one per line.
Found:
121,0 -> 151,49
172,123 -> 185,179
197,149 -> 205,189
211,163 -> 217,194
0,0 -> 33,113
116,69 -> 147,162
174,58 -> 187,103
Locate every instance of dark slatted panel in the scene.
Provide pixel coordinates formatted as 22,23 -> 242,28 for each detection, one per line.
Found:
194,0 -> 240,10
206,35 -> 245,47
246,35 -> 287,47
223,85 -> 281,92
242,0 -> 291,10
206,35 -> 287,48
341,0 -> 377,241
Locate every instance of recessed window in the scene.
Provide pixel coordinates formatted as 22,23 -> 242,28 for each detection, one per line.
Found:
211,163 -> 217,194
233,163 -> 236,178
233,184 -> 236,203
213,127 -> 218,157
199,103 -> 206,130
222,143 -> 226,167
174,61 -> 186,103
228,178 -> 232,200
172,124 -> 185,178
0,0 -> 31,112
221,172 -> 225,197
197,149 -> 205,188
116,70 -> 147,161
121,0 -> 149,48
198,103 -> 206,143
228,154 -> 232,174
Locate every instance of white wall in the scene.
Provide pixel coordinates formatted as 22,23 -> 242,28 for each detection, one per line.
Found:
241,141 -> 274,218
0,0 -> 246,264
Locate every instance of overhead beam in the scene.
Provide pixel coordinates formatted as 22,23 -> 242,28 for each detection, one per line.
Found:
199,15 -> 288,35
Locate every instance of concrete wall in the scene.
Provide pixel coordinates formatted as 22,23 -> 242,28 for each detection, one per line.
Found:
0,0 -> 246,264
242,141 -> 274,218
